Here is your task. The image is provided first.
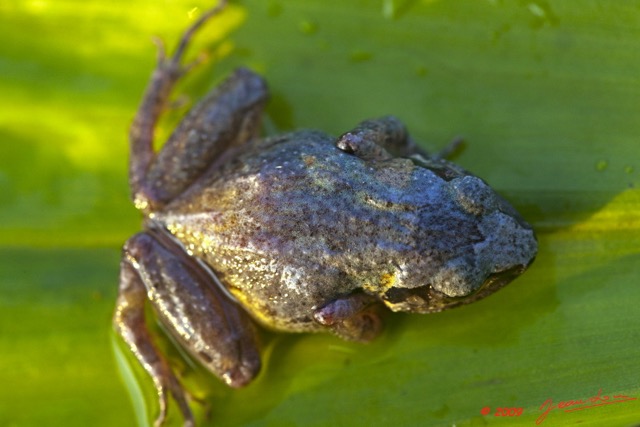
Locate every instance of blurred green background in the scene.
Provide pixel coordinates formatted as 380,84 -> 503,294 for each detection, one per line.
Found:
1,0 -> 639,426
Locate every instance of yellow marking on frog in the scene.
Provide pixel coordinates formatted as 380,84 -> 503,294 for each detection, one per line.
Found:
167,222 -> 186,239
228,287 -> 280,329
362,272 -> 396,294
380,272 -> 396,290
133,194 -> 149,211
302,154 -> 316,167
362,282 -> 375,293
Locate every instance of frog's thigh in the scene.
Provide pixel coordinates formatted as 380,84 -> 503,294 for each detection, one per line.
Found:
314,292 -> 384,342
114,236 -> 194,427
145,68 -> 268,205
119,232 -> 262,386
336,115 -> 428,160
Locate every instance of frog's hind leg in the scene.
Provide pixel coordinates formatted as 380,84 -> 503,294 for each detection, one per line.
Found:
114,237 -> 194,427
129,0 -> 268,211
114,231 -> 261,426
143,68 -> 267,207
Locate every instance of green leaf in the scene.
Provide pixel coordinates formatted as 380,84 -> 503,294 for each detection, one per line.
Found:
1,1 -> 639,426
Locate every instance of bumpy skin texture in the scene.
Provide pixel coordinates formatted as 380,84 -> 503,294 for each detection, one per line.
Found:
114,4 -> 537,426
155,131 -> 537,332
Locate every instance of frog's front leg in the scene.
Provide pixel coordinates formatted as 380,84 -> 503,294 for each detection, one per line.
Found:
337,116 -> 470,181
314,292 -> 384,342
129,0 -> 268,212
114,231 -> 261,426
335,115 -> 426,161
336,115 -> 464,162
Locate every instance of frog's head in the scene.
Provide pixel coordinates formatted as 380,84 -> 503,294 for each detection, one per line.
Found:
381,175 -> 537,314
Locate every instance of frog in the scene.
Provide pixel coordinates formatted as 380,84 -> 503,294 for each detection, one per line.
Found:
113,2 -> 538,426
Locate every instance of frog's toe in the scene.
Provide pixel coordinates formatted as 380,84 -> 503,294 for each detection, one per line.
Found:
222,357 -> 262,388
338,309 -> 384,343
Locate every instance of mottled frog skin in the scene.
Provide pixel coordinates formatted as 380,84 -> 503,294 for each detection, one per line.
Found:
156,130 -> 536,332
113,4 -> 537,427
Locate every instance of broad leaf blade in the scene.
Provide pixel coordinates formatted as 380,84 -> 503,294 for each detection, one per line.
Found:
1,1 -> 639,426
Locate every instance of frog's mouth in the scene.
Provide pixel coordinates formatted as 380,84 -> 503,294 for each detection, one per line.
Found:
382,261 -> 534,314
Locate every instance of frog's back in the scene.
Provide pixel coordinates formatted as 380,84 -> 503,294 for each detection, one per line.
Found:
156,131 -> 485,330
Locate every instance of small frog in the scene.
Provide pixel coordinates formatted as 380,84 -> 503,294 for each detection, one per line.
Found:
114,2 -> 537,426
